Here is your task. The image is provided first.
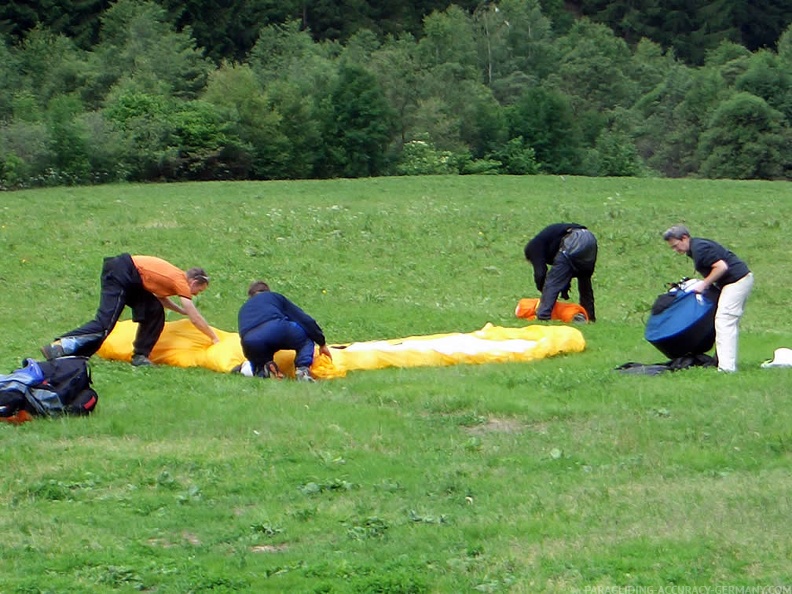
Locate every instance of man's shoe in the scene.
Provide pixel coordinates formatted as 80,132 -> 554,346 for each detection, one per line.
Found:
572,313 -> 588,324
41,341 -> 65,360
263,361 -> 284,379
131,354 -> 154,367
296,367 -> 315,382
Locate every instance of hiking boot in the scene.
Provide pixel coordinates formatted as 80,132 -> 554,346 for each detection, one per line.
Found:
295,366 -> 315,382
131,354 -> 154,367
41,341 -> 65,360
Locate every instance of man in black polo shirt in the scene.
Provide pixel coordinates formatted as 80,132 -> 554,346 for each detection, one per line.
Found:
524,223 -> 598,322
663,224 -> 754,372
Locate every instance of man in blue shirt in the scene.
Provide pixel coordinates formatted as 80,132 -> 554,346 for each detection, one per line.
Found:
663,225 -> 754,372
238,281 -> 332,382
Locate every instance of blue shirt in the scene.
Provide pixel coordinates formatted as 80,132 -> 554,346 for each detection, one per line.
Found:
238,292 -> 326,346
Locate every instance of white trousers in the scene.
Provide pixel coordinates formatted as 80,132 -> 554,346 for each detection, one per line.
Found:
715,272 -> 754,372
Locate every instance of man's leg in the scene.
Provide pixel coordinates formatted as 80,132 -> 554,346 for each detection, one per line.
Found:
536,256 -> 574,320
565,230 -> 597,322
241,325 -> 279,378
50,256 -> 131,357
577,273 -> 596,322
283,322 -> 314,368
714,273 -> 754,372
129,291 -> 165,360
279,321 -> 315,381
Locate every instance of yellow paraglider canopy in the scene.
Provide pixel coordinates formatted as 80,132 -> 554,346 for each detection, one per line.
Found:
97,319 -> 585,379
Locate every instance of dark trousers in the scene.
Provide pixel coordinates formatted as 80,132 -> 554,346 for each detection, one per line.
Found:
537,229 -> 597,321
58,254 -> 165,358
241,319 -> 315,373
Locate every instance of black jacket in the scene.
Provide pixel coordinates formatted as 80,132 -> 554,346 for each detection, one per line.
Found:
524,223 -> 587,291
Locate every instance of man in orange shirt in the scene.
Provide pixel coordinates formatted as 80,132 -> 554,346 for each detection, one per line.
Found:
41,254 -> 219,366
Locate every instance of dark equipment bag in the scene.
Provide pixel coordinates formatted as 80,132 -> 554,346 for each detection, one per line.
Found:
0,356 -> 97,419
644,279 -> 720,359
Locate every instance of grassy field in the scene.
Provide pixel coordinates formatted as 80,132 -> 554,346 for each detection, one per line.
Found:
1,175 -> 791,593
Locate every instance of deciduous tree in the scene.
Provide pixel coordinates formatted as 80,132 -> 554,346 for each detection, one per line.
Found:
698,91 -> 790,179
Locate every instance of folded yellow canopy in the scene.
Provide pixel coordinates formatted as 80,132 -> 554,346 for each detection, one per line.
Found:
97,319 -> 585,379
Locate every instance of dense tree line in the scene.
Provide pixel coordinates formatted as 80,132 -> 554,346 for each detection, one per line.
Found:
3,0 -> 790,65
1,0 -> 791,188
577,0 -> 792,65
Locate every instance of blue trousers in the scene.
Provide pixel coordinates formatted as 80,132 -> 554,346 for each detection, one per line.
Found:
241,320 -> 315,371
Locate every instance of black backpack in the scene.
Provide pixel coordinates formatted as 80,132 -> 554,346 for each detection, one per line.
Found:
0,356 -> 98,419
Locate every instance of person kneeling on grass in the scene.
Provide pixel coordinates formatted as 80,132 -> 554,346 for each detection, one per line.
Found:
238,281 -> 332,382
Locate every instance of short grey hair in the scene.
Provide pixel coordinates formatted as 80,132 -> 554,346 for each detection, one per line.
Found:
662,225 -> 690,241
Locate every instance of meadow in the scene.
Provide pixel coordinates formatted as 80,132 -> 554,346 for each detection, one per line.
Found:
0,175 -> 790,593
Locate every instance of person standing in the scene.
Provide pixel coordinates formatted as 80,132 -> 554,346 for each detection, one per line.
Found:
524,223 -> 598,322
662,224 -> 754,372
41,254 -> 219,366
238,281 -> 332,382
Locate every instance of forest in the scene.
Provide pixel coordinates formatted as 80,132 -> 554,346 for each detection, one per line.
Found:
1,0 -> 791,188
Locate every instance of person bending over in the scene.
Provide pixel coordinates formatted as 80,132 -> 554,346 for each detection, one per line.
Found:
524,223 -> 598,322
41,254 -> 219,366
663,224 -> 753,373
238,281 -> 332,382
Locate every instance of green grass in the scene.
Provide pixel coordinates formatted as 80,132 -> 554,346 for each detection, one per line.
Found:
1,175 -> 791,593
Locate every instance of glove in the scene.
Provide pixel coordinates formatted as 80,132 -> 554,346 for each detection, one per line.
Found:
687,281 -> 707,294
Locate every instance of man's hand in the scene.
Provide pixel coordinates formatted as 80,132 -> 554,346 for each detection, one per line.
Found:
319,344 -> 333,361
687,280 -> 707,294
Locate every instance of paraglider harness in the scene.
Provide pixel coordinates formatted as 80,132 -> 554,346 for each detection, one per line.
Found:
615,278 -> 719,375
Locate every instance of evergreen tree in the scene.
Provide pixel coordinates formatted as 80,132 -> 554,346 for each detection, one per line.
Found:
368,34 -> 423,147
16,27 -> 91,109
734,49 -> 792,121
507,86 -> 582,174
318,63 -> 395,178
0,0 -> 112,48
46,94 -> 90,181
550,19 -> 639,114
0,36 -> 23,121
202,62 -> 289,179
91,0 -> 211,101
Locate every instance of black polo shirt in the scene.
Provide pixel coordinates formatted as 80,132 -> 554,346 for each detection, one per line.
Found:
688,238 -> 750,288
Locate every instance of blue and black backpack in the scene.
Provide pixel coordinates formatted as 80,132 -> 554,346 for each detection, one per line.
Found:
0,356 -> 98,420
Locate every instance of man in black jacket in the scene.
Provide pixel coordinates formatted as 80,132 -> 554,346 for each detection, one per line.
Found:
524,223 -> 598,322
237,281 -> 332,382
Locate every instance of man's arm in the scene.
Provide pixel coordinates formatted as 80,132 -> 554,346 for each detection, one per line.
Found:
525,241 -> 547,292
179,296 -> 220,343
690,259 -> 728,293
159,297 -> 187,315
281,297 -> 326,346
